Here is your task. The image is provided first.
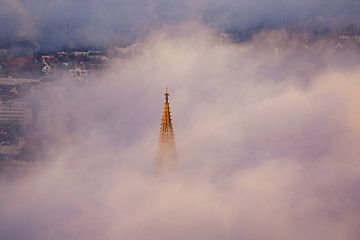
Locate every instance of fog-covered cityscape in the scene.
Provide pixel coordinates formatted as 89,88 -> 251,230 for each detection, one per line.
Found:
0,0 -> 360,239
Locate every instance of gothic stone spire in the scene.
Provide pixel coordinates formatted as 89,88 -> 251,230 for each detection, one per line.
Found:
157,88 -> 176,172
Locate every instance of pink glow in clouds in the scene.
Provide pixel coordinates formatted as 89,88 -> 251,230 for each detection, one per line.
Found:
1,26 -> 360,240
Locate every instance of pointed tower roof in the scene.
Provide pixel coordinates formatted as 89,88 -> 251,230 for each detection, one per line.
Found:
157,88 -> 176,172
159,88 -> 174,143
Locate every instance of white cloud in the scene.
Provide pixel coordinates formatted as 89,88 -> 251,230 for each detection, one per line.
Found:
1,27 -> 360,240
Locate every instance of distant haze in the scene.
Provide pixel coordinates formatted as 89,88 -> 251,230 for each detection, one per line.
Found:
0,0 -> 359,48
1,1 -> 360,239
1,25 -> 360,239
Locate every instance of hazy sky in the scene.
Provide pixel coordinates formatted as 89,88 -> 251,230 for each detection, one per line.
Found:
1,24 -> 360,239
0,0 -> 360,239
0,0 -> 359,47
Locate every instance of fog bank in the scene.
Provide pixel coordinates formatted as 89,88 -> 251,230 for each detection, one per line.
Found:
1,27 -> 360,239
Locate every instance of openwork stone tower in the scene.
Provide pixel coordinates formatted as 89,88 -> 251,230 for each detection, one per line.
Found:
157,88 -> 176,172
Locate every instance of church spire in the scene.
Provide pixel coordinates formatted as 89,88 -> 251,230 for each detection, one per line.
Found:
157,88 -> 176,172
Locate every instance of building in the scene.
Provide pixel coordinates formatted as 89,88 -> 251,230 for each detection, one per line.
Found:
0,101 -> 32,156
157,88 -> 176,172
69,67 -> 88,85
0,101 -> 33,128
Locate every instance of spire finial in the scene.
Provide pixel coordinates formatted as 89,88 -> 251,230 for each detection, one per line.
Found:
165,87 -> 169,101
